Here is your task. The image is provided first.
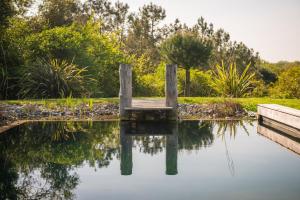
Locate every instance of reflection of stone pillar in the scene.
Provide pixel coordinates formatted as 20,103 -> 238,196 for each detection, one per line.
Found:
120,122 -> 132,175
166,124 -> 178,175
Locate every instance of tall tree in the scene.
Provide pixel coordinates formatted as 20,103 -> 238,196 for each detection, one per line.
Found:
38,0 -> 81,27
126,3 -> 166,69
160,31 -> 212,96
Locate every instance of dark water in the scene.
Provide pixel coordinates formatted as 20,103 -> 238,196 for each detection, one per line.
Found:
0,120 -> 299,200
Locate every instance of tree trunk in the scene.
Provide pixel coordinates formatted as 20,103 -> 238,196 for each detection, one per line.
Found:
185,68 -> 190,97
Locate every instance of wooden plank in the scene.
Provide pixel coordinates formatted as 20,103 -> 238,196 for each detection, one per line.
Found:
258,104 -> 300,130
125,99 -> 172,110
125,107 -> 173,111
257,124 -> 300,155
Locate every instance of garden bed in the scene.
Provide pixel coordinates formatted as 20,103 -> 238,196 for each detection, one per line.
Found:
1,97 -> 299,133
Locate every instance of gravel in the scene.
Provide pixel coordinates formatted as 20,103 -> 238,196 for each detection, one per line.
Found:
0,102 -> 256,126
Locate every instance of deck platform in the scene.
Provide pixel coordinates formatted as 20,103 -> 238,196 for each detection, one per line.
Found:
125,99 -> 172,111
257,104 -> 300,137
119,64 -> 178,121
123,99 -> 176,121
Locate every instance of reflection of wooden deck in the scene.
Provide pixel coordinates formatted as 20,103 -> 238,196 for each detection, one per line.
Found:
258,124 -> 300,155
125,99 -> 173,111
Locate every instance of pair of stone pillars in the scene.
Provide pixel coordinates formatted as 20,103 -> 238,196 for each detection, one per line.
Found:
119,64 -> 178,120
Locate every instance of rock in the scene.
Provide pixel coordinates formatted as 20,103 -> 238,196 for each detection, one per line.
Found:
248,111 -> 257,118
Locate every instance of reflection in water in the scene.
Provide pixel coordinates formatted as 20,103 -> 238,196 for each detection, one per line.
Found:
0,121 -> 120,199
257,122 -> 300,155
0,120 -> 260,198
120,123 -> 133,175
166,126 -> 178,175
214,120 -> 253,176
120,122 -> 179,175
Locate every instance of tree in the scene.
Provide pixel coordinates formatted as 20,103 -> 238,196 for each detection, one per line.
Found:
83,0 -> 129,35
270,66 -> 300,98
194,17 -> 259,73
125,3 -> 166,70
160,31 -> 212,96
38,0 -> 81,27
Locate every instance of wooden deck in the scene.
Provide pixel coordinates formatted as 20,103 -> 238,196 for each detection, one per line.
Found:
119,64 -> 177,121
257,104 -> 300,137
125,99 -> 173,111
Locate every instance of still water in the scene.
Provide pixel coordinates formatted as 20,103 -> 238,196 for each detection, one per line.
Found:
0,120 -> 300,200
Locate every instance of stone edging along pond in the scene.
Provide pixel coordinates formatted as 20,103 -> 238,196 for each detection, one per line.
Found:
0,102 -> 257,133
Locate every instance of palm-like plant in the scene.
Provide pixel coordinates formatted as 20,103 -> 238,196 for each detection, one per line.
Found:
19,59 -> 90,98
210,62 -> 255,97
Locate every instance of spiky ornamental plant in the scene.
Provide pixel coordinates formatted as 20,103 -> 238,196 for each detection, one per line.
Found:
19,59 -> 90,98
210,62 -> 255,97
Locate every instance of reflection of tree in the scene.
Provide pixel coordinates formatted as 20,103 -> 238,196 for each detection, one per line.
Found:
214,120 -> 253,176
178,121 -> 214,150
133,136 -> 165,155
215,120 -> 252,138
0,154 -> 19,200
121,121 -> 214,155
0,121 -> 120,199
40,163 -> 79,199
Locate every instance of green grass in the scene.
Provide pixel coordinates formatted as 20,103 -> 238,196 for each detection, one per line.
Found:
1,97 -> 299,111
1,98 -> 119,109
178,97 -> 300,111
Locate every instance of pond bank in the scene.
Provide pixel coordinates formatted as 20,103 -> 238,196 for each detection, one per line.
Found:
0,102 -> 257,133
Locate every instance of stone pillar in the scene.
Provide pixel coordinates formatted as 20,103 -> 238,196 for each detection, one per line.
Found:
119,64 -> 132,120
165,64 -> 178,120
166,123 -> 178,175
120,122 -> 133,175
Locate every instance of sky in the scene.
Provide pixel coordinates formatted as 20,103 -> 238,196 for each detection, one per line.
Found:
110,0 -> 300,62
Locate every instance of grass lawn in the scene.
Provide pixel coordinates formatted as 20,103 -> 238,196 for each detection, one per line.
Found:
1,97 -> 299,111
178,97 -> 300,111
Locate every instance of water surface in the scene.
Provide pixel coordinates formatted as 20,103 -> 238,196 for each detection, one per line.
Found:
0,120 -> 299,200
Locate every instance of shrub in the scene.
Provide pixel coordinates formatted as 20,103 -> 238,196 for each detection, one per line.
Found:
19,59 -> 90,98
249,79 -> 269,97
177,68 -> 216,96
25,26 -> 84,61
210,62 -> 255,97
134,62 -> 165,96
269,66 -> 300,98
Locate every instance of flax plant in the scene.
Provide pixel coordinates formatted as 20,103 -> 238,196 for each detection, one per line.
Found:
210,62 -> 255,97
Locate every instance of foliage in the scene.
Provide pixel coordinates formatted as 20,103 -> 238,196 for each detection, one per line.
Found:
19,59 -> 89,98
134,62 -> 165,96
126,3 -> 166,68
177,68 -> 216,96
210,63 -> 255,97
178,97 -> 300,111
38,0 -> 81,28
0,0 -> 295,100
0,17 -> 32,99
24,26 -> 84,60
160,31 -> 211,69
257,67 -> 277,84
249,79 -> 269,97
269,66 -> 300,98
160,31 -> 212,96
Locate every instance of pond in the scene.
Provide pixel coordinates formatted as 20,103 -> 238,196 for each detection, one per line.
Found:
0,120 -> 300,200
